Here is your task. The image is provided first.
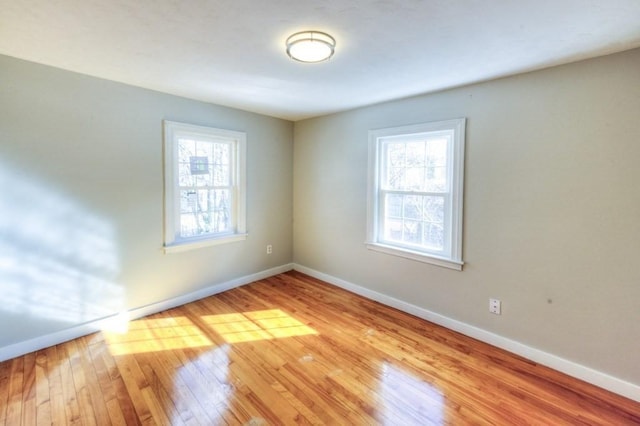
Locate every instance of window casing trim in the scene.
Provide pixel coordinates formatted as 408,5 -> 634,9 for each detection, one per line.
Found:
365,242 -> 464,270
366,118 -> 465,270
163,120 -> 247,253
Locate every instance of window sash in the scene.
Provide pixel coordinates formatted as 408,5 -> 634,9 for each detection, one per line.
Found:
175,138 -> 237,240
163,121 -> 247,253
366,118 -> 465,270
178,188 -> 234,238
378,133 -> 453,256
379,132 -> 453,194
378,189 -> 451,256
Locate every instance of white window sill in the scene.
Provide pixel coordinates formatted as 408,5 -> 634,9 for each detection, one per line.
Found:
365,242 -> 463,271
164,233 -> 248,254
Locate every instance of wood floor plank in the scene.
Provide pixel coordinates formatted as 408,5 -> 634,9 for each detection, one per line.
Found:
59,342 -> 83,425
194,288 -> 351,424
66,339 -> 99,426
34,350 -> 52,426
0,356 -> 11,424
109,372 -> 142,426
95,339 -> 142,426
5,357 -> 24,426
1,271 -> 639,425
84,339 -> 127,426
81,336 -> 118,424
44,345 -> 68,426
136,348 -> 210,425
110,351 -> 155,424
20,352 -> 36,426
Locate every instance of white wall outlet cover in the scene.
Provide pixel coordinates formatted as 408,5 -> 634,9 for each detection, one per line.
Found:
489,298 -> 501,315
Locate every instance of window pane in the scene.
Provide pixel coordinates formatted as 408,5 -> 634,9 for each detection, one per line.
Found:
425,137 -> 448,192
178,162 -> 194,186
178,159 -> 213,187
195,171 -> 211,187
179,189 -> 232,237
423,223 -> 444,251
384,218 -> 403,241
210,189 -> 231,232
383,138 -> 449,192
405,167 -> 425,191
213,165 -> 229,186
405,142 -> 426,167
178,138 -> 196,161
180,190 -> 198,214
387,143 -> 405,166
386,166 -> 404,190
178,140 -> 196,186
425,166 -> 447,192
180,190 -> 210,236
381,194 -> 445,251
423,196 -> 444,224
212,143 -> 231,187
178,138 -> 215,187
385,194 -> 403,218
403,195 -> 422,220
427,138 -> 447,167
196,141 -> 213,157
213,143 -> 230,166
180,214 -> 198,238
402,220 -> 422,244
177,140 -> 233,189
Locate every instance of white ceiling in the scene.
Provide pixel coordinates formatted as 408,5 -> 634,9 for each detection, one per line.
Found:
1,0 -> 639,121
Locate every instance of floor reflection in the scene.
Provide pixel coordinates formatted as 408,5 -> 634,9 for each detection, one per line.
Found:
100,308 -> 320,423
173,344 -> 234,425
379,362 -> 445,425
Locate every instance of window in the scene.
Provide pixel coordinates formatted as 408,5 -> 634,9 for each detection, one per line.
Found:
367,119 -> 465,270
163,120 -> 247,253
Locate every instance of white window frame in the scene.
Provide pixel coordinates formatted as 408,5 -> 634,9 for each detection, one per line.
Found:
163,120 -> 247,253
366,118 -> 465,270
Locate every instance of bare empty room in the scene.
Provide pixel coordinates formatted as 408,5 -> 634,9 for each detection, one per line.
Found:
1,1 -> 640,424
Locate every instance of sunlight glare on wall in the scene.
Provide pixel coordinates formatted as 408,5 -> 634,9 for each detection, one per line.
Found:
0,161 -> 124,340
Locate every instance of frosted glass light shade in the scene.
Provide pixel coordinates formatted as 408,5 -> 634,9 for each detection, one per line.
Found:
286,31 -> 336,63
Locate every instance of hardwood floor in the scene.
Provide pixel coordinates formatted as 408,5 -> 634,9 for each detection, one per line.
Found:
1,271 -> 639,425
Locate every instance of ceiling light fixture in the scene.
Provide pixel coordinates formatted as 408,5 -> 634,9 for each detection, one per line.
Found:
286,31 -> 336,63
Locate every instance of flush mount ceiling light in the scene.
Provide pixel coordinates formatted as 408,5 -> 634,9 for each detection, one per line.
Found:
286,31 -> 336,63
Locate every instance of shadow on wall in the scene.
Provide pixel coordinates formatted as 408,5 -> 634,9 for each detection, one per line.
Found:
0,159 -> 125,344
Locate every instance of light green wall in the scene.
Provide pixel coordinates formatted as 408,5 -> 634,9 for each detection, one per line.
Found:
293,48 -> 640,385
0,55 -> 293,346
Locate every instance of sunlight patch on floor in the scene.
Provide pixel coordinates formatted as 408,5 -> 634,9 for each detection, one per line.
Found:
103,316 -> 213,355
202,309 -> 317,343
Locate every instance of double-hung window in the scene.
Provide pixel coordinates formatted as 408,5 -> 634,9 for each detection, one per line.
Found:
367,119 -> 465,270
163,120 -> 247,252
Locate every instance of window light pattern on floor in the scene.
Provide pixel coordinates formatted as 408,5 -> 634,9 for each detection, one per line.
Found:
202,309 -> 317,343
104,316 -> 213,356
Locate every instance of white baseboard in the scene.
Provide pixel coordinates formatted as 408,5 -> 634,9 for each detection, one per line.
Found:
0,263 -> 294,363
293,263 -> 640,403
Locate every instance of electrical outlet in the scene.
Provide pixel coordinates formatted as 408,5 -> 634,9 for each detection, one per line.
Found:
489,298 -> 501,315
266,244 -> 273,254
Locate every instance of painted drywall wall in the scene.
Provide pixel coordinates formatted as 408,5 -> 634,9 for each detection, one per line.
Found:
293,48 -> 640,386
0,55 -> 293,347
